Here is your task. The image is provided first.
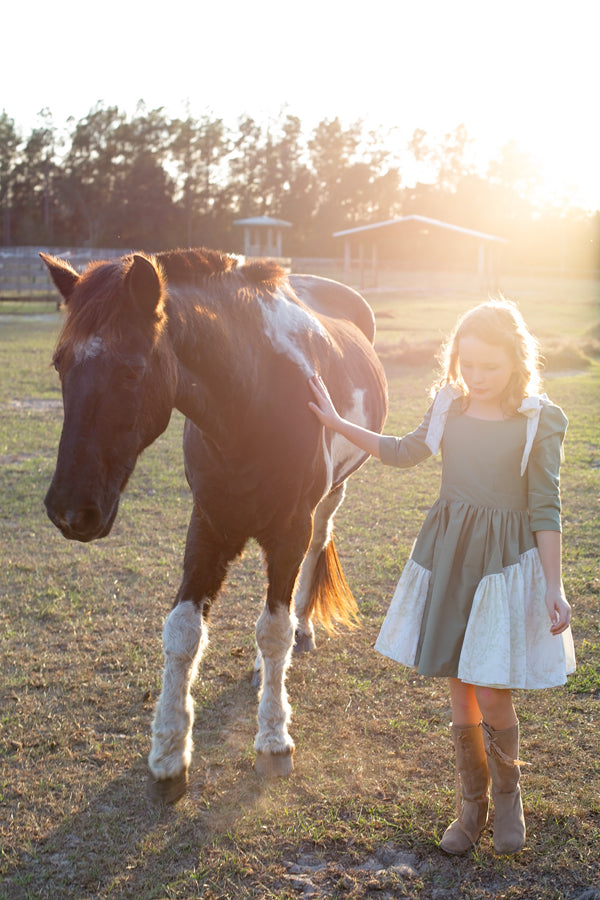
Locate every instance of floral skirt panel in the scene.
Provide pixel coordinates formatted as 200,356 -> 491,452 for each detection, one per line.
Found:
375,548 -> 576,690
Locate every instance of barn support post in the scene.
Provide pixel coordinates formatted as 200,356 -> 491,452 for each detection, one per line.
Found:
358,242 -> 365,289
344,239 -> 352,277
371,241 -> 378,288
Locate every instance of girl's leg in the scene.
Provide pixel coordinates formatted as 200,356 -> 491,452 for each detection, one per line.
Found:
473,687 -> 525,854
440,679 -> 490,854
472,686 -> 517,730
449,677 -> 482,726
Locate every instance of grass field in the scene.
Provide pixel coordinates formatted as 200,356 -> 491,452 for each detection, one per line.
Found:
1,273 -> 599,899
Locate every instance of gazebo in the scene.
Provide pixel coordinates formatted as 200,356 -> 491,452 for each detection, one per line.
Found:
234,215 -> 292,258
334,215 -> 508,290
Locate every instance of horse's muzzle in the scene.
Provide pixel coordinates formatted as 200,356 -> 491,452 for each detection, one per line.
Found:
44,489 -> 115,542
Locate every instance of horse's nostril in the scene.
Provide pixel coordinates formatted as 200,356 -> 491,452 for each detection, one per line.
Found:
69,506 -> 102,536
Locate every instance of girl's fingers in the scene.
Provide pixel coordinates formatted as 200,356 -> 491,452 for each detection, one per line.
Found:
549,606 -> 571,634
309,375 -> 324,395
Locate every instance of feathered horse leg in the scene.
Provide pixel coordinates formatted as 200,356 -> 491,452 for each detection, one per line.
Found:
147,600 -> 206,803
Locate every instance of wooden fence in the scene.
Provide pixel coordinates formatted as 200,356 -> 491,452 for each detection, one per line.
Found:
0,247 -> 126,299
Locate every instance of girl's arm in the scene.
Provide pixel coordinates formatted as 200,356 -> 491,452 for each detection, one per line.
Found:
535,530 -> 571,635
308,374 -> 383,459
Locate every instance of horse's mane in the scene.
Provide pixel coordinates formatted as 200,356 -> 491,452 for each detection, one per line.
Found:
156,247 -> 286,289
156,247 -> 239,281
53,248 -> 287,362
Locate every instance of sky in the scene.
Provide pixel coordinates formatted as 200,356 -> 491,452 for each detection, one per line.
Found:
4,0 -> 598,210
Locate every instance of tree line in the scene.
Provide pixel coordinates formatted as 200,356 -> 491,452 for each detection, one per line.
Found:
0,102 -> 597,271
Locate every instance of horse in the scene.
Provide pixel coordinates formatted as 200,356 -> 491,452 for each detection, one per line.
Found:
40,247 -> 388,803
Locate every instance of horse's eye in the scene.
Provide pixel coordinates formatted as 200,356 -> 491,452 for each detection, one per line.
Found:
122,363 -> 146,385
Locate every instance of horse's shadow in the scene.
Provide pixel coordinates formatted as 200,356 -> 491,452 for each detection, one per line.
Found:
2,675 -> 274,899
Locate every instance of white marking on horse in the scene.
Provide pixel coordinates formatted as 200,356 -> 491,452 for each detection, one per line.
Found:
311,385 -> 371,510
149,601 -> 206,781
254,602 -> 297,756
261,289 -> 329,376
320,427 -> 335,497
328,386 -> 370,485
74,335 -> 107,364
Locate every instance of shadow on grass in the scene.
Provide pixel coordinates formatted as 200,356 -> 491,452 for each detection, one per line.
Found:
0,674 -> 274,900
3,675 -> 600,899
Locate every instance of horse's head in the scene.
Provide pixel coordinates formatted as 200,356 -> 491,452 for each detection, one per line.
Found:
42,252 -> 178,542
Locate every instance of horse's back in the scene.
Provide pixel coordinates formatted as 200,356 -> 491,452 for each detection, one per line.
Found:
288,274 -> 376,344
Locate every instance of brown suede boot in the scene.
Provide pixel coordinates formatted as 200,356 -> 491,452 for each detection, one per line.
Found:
440,723 -> 490,854
482,721 -> 526,854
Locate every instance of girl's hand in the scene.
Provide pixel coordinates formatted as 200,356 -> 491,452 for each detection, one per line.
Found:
545,586 -> 572,635
307,373 -> 382,458
308,373 -> 343,430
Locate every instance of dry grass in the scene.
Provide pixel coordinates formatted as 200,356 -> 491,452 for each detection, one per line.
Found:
1,275 -> 599,899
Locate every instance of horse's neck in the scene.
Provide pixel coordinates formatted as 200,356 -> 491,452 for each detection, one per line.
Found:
166,291 -> 239,435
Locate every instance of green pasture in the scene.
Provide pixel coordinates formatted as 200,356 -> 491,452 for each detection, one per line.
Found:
0,274 -> 599,899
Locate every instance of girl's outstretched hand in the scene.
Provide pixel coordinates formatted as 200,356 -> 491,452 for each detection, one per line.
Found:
307,373 -> 382,458
545,587 -> 572,635
308,373 -> 343,431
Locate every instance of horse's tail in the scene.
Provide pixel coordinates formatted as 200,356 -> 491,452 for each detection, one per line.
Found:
308,537 -> 360,634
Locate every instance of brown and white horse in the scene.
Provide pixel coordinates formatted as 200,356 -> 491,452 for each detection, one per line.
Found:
41,248 -> 387,803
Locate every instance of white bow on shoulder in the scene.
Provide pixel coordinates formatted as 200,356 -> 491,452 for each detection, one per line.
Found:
517,394 -> 550,475
426,388 -> 551,476
425,384 -> 463,454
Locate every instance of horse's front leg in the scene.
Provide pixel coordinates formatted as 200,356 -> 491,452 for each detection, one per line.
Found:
254,525 -> 311,778
254,602 -> 297,777
147,599 -> 206,803
147,506 -> 241,803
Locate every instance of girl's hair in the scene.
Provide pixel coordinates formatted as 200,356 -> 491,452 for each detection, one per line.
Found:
434,297 -> 542,413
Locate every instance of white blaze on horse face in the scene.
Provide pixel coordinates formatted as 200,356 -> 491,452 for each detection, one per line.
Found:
73,335 -> 107,364
261,289 -> 328,375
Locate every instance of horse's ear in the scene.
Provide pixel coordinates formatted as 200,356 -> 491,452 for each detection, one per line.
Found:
125,254 -> 163,316
40,253 -> 79,303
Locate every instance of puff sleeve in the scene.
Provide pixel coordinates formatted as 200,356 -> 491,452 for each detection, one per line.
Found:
379,406 -> 434,468
527,403 -> 568,533
378,384 -> 463,469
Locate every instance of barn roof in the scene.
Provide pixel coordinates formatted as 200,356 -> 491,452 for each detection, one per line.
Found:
234,216 -> 293,228
333,215 -> 507,243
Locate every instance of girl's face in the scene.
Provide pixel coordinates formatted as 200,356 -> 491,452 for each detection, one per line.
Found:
458,335 -> 516,407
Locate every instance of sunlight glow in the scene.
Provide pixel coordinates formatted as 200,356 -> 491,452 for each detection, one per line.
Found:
2,0 -> 598,211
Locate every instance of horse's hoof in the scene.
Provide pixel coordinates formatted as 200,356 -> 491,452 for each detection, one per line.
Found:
294,632 -> 316,654
146,769 -> 188,805
254,749 -> 294,778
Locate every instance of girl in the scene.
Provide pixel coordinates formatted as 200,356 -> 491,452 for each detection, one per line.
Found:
308,298 -> 575,855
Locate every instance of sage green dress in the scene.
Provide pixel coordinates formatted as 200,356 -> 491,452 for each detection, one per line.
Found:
374,386 -> 576,689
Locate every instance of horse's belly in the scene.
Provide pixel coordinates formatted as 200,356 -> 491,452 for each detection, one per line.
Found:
330,434 -> 369,482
